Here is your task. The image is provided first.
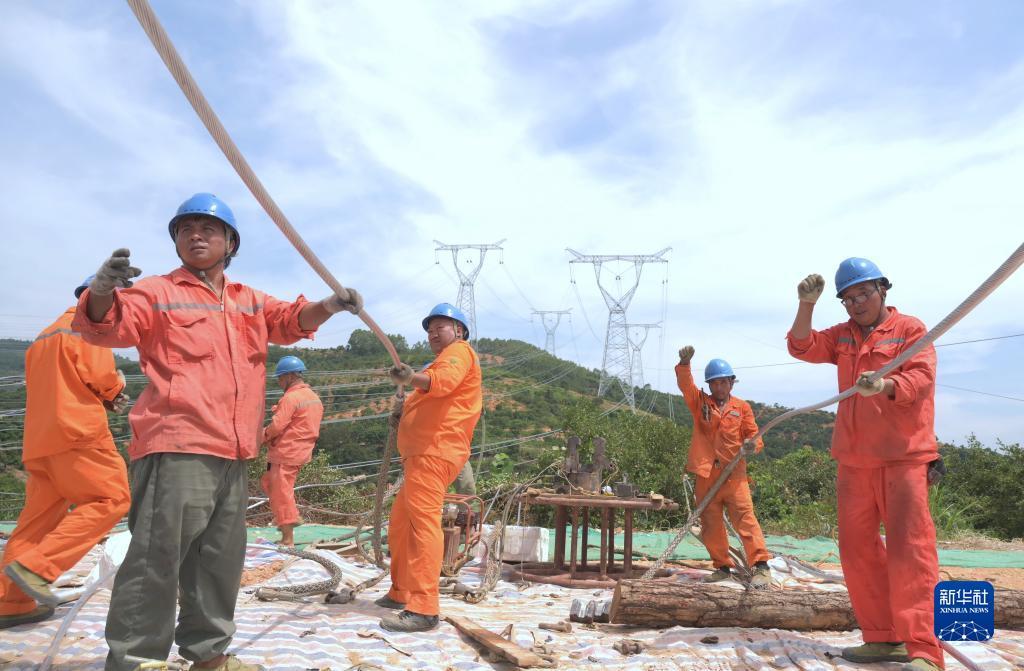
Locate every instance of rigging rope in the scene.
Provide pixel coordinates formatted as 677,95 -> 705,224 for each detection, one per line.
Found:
124,0 -> 402,370
643,241 -> 1024,579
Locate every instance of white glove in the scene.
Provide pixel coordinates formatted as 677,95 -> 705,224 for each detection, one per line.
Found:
678,345 -> 695,365
321,288 -> 364,315
856,371 -> 887,397
797,274 -> 825,304
91,248 -> 142,296
389,363 -> 414,385
741,440 -> 757,457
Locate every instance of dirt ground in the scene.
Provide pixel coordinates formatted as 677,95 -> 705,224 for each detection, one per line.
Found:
678,551 -> 1024,591
939,566 -> 1024,590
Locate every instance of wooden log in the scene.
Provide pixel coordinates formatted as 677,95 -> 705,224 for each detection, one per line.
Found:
610,580 -> 1024,631
443,615 -> 554,668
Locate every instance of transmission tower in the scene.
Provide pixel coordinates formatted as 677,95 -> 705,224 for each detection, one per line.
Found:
567,248 -> 670,411
532,309 -> 572,355
434,239 -> 506,341
626,323 -> 661,390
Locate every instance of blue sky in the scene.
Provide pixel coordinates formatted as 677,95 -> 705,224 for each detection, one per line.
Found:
1,0 -> 1022,447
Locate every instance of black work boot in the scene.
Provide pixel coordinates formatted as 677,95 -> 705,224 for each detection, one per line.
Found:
380,609 -> 440,632
373,594 -> 406,610
703,566 -> 732,583
0,605 -> 54,630
750,561 -> 772,588
4,562 -> 59,607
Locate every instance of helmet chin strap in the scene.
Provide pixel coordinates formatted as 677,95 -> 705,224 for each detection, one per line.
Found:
176,231 -> 235,292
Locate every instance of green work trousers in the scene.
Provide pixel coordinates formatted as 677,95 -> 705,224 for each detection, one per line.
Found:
104,453 -> 248,671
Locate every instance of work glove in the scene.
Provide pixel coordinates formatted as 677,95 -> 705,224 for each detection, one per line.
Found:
741,439 -> 757,457
927,457 -> 947,487
389,363 -> 414,386
91,248 -> 142,296
104,392 -> 130,414
855,370 -> 887,397
797,274 -> 825,304
678,345 -> 695,365
321,287 -> 364,315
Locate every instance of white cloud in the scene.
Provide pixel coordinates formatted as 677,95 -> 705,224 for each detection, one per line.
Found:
1,0 -> 1021,446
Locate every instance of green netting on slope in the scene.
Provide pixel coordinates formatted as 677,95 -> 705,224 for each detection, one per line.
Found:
3,523 -> 1019,568
243,524 -> 1024,569
557,529 -> 1024,568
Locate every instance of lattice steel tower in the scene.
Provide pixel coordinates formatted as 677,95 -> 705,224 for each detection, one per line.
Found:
567,248 -> 670,410
434,239 -> 505,341
626,323 -> 661,390
532,309 -> 572,355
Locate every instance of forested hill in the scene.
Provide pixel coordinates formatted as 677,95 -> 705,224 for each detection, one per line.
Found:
1,330 -> 834,471
2,333 -> 1023,541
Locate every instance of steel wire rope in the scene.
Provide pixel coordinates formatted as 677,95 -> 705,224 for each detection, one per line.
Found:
642,241 -> 1024,579
312,264 -> 452,339
122,0 -> 413,556
124,0 -> 402,372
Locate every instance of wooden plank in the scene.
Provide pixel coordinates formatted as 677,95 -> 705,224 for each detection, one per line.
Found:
526,493 -> 678,511
443,615 -> 553,667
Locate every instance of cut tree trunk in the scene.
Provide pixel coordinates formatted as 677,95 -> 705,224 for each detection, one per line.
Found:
610,580 -> 1024,631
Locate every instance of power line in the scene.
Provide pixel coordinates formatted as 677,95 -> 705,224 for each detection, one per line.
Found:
935,332 -> 1024,348
936,384 -> 1024,403
501,262 -> 537,314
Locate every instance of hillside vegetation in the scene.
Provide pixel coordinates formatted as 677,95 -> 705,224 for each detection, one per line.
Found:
0,334 -> 1021,541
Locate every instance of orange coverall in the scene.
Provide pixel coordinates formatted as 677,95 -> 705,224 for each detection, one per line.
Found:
260,382 -> 324,526
788,307 -> 943,667
74,269 -> 316,669
73,267 -> 314,461
387,340 -> 482,615
675,363 -> 770,569
0,308 -> 129,616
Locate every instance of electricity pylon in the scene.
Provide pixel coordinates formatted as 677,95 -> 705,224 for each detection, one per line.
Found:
626,323 -> 660,390
567,248 -> 670,411
434,239 -> 505,341
532,309 -> 572,355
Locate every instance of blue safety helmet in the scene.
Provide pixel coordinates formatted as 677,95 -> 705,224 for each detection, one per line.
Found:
835,257 -> 890,297
74,275 -> 95,299
422,303 -> 469,339
168,193 -> 240,254
274,355 -> 306,377
704,358 -> 736,382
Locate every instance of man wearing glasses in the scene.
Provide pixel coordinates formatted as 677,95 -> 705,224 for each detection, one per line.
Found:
786,258 -> 943,671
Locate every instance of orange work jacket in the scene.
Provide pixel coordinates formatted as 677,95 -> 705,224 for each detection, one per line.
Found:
263,381 -> 324,466
675,363 -> 763,479
397,340 -> 482,466
23,308 -> 124,461
786,306 -> 937,468
73,267 -> 315,462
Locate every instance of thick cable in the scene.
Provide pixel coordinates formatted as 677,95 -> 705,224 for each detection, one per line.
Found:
643,241 -> 1024,578
124,0 -> 401,369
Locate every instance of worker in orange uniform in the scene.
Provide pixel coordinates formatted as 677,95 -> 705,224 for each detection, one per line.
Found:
73,193 -> 363,671
260,355 -> 324,547
675,346 -> 772,588
0,276 -> 130,629
376,302 -> 482,632
788,258 -> 943,671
